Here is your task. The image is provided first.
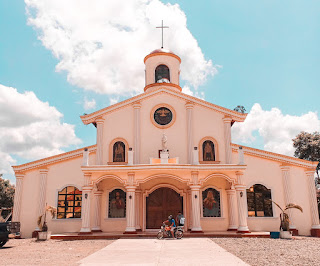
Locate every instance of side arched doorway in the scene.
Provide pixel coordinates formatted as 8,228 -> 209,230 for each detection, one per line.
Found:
146,187 -> 183,229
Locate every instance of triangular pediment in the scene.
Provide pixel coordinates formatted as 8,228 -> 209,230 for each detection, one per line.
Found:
80,86 -> 247,125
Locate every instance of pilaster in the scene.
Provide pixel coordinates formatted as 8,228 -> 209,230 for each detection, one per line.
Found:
280,165 -> 296,231
12,173 -> 25,222
223,116 -> 233,164
133,102 -> 141,164
186,102 -> 194,164
36,169 -> 49,231
95,118 -> 104,165
135,190 -> 142,230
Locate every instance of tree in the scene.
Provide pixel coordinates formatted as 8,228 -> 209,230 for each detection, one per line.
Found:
233,105 -> 246,114
293,131 -> 320,181
0,175 -> 15,217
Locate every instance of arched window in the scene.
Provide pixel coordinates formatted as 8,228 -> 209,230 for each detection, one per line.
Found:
202,140 -> 215,161
108,189 -> 126,218
155,65 -> 170,83
113,141 -> 125,162
57,186 -> 82,219
202,188 -> 221,217
247,184 -> 273,217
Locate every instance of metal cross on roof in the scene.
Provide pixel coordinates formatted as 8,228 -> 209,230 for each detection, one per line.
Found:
156,20 -> 169,49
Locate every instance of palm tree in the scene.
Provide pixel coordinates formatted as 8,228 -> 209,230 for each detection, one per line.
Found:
270,201 -> 303,231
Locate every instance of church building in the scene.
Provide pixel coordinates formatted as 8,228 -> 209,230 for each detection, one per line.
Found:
12,48 -> 320,238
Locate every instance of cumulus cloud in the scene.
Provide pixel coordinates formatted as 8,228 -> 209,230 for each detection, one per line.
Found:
84,97 -> 96,110
25,0 -> 217,96
0,84 -> 81,175
232,103 -> 320,156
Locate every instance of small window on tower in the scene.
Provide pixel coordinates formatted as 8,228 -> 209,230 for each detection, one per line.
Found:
155,65 -> 170,83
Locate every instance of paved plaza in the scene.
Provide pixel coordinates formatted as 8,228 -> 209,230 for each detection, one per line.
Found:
79,238 -> 248,265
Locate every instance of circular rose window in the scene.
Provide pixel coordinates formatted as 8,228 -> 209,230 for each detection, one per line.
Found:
154,107 -> 173,126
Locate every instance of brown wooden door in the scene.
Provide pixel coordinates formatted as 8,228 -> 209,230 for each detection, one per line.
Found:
146,187 -> 183,229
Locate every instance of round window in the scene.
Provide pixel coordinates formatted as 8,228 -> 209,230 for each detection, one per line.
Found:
154,107 -> 173,126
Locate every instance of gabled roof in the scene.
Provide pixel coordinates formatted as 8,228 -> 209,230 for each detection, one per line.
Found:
12,145 -> 97,173
231,143 -> 318,169
80,86 -> 247,125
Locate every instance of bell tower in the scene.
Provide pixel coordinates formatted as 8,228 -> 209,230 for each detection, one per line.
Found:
143,48 -> 181,93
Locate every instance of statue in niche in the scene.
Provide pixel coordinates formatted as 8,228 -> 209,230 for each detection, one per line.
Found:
113,141 -> 125,162
162,133 -> 168,152
203,140 -> 215,161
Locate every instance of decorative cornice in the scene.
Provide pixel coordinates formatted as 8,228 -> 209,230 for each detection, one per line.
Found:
80,87 -> 247,125
231,143 -> 318,169
81,164 -> 247,173
144,52 -> 181,63
144,83 -> 182,92
12,145 -> 97,173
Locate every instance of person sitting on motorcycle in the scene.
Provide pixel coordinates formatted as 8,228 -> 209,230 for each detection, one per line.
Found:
164,215 -> 176,238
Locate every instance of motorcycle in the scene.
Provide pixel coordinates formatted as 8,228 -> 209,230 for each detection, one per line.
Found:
157,223 -> 184,239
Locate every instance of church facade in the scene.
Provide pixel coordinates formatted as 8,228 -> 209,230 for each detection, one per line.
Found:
12,49 -> 320,238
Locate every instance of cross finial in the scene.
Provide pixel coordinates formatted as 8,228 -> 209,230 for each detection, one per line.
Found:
156,20 -> 169,49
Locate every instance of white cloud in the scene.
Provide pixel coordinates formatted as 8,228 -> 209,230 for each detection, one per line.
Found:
109,97 -> 119,106
0,84 -> 81,175
182,86 -> 194,96
25,0 -> 217,96
84,97 -> 96,110
232,103 -> 320,156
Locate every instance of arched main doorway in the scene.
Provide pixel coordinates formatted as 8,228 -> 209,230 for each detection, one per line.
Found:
146,187 -> 183,229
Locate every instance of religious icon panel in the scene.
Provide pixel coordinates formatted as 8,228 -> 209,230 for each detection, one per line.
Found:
113,141 -> 125,162
202,188 -> 221,217
154,107 -> 173,126
108,189 -> 126,218
202,140 -> 215,161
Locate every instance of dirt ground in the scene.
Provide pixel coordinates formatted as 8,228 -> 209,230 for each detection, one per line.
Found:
2,237 -> 320,265
212,237 -> 320,266
0,238 -> 114,265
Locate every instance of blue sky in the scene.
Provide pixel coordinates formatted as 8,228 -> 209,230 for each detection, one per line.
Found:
0,1 -> 320,182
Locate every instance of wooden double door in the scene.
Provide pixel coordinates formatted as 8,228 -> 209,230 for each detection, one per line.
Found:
146,187 -> 183,229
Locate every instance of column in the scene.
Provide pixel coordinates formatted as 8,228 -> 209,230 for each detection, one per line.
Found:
12,173 -> 24,222
226,185 -> 238,231
125,186 -> 136,233
133,102 -> 141,164
135,190 -> 142,230
234,171 -> 250,233
305,170 -> 320,236
223,116 -> 233,164
190,184 -> 202,232
92,190 -> 103,232
36,169 -> 49,230
95,118 -> 104,165
280,166 -> 296,230
186,102 -> 194,164
80,173 -> 93,234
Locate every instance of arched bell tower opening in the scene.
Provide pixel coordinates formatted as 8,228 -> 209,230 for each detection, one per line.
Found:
155,64 -> 170,83
144,48 -> 182,93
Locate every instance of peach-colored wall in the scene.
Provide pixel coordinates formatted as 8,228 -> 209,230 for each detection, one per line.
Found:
99,92 -> 227,165
232,150 -> 313,235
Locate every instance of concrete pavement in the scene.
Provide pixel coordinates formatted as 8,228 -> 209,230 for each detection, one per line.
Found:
79,238 -> 248,265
